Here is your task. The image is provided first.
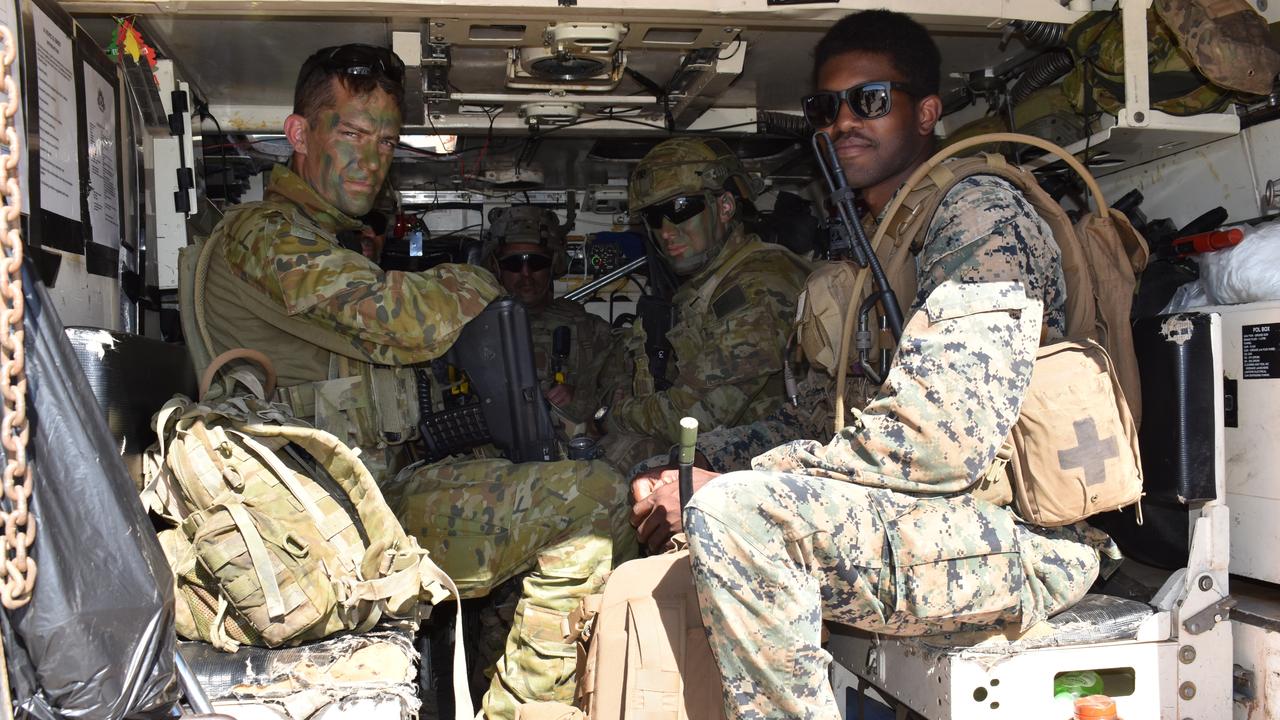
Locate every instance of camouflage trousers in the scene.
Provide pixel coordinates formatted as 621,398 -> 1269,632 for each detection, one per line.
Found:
386,458 -> 638,720
685,471 -> 1112,720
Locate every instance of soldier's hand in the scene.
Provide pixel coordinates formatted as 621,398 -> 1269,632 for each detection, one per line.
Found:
630,467 -> 719,553
545,384 -> 574,408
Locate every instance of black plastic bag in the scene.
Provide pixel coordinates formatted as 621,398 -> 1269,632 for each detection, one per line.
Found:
1,262 -> 177,718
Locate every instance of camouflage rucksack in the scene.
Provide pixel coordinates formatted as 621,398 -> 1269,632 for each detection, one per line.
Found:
142,350 -> 458,652
1063,0 -> 1280,117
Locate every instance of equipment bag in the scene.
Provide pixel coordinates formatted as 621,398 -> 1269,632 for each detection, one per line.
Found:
1004,339 -> 1144,526
1153,0 -> 1280,96
575,548 -> 726,720
515,546 -> 727,720
142,349 -> 457,651
1063,0 -> 1280,117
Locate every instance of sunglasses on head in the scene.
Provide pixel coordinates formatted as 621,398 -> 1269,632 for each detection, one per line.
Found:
498,252 -> 553,273
314,44 -> 406,85
801,81 -> 918,128
641,195 -> 709,228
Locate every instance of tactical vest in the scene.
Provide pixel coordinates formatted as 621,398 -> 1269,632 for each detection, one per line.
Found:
631,235 -> 811,401
529,299 -> 613,424
180,213 -> 421,481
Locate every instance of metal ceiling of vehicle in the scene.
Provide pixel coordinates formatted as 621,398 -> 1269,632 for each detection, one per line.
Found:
66,2 -> 1085,192
72,7 -> 1044,132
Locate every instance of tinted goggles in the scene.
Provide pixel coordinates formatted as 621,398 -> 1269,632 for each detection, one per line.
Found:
641,194 -> 708,228
801,81 -> 917,128
314,44 -> 406,85
497,252 -> 553,273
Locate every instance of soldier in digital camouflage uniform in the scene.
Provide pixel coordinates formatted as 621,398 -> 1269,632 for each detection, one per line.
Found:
487,205 -> 620,424
597,137 -> 810,474
189,44 -> 634,720
665,13 -> 1120,719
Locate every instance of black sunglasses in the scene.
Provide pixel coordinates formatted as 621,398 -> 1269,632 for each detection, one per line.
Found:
314,44 -> 406,85
641,195 -> 708,228
801,81 -> 917,128
498,253 -> 553,273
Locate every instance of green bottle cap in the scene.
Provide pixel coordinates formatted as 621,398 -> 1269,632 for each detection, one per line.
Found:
1054,670 -> 1104,700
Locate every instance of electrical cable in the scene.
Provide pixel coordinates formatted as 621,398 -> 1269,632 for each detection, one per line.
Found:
192,97 -> 232,203
535,116 -> 758,137
430,222 -> 484,238
209,113 -> 231,202
395,142 -> 455,158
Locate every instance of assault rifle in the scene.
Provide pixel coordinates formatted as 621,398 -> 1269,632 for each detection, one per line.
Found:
418,298 -> 558,463
811,131 -> 904,344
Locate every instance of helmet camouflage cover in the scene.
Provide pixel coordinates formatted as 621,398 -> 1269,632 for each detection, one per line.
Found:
488,204 -> 569,277
629,137 -> 756,213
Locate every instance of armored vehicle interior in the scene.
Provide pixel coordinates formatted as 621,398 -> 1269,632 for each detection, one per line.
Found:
0,0 -> 1277,718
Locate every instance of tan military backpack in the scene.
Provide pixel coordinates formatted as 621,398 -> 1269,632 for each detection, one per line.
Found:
798,133 -> 1148,525
511,544 -> 726,720
141,349 -> 471,713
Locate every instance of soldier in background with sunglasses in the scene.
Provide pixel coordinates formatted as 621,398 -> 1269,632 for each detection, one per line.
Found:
488,204 -> 620,423
192,44 -> 637,720
595,137 -> 810,476
674,12 -> 1117,719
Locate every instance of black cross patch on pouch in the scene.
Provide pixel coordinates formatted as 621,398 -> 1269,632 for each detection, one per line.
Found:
1057,418 -> 1120,486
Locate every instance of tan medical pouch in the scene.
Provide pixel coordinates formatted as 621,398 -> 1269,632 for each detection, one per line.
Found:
1006,339 -> 1143,526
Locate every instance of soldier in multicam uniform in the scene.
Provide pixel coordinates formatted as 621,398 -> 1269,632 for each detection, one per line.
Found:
190,44 -> 634,719
597,137 -> 810,474
487,205 -> 619,424
638,13 -> 1120,718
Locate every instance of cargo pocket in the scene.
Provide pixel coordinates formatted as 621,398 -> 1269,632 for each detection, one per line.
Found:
312,375 -> 371,450
503,599 -> 580,704
872,492 -> 1024,632
185,504 -> 335,646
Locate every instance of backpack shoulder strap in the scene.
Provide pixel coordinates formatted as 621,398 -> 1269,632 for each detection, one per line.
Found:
831,132 -> 1111,435
225,417 -> 476,719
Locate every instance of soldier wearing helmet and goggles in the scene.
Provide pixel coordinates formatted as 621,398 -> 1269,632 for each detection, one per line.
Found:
596,137 -> 810,474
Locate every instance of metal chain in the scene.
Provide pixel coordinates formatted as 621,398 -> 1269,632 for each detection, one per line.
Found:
0,23 -> 35,611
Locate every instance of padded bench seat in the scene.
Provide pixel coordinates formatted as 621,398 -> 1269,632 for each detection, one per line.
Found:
905,593 -> 1155,656
179,622 -> 422,719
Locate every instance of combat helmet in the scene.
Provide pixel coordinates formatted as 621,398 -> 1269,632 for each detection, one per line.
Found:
486,204 -> 570,277
628,137 -> 755,213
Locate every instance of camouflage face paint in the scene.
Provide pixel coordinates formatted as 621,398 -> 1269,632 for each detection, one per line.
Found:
655,193 -> 726,276
296,80 -> 402,217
